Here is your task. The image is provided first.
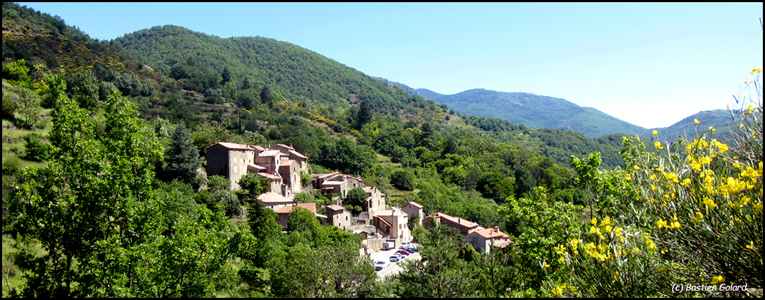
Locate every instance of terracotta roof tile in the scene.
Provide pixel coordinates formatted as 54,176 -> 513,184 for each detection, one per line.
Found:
275,203 -> 317,214
434,212 -> 479,229
326,204 -> 346,211
288,149 -> 307,159
257,192 -> 293,203
206,141 -> 253,150
259,149 -> 281,157
405,201 -> 423,208
470,227 -> 511,239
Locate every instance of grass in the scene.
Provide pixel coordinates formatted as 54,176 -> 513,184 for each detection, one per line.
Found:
1,234 -> 45,297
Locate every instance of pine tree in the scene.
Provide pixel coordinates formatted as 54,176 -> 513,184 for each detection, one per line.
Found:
166,122 -> 201,183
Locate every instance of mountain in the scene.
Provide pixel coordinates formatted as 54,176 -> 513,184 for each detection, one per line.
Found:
649,109 -> 736,144
374,77 -> 420,96
415,88 -> 648,138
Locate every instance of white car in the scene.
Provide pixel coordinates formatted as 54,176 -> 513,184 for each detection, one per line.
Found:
389,254 -> 402,262
374,260 -> 390,271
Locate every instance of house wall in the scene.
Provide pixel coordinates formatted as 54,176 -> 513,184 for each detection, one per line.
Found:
466,234 -> 490,254
365,187 -> 386,215
440,218 -> 476,236
278,161 -> 301,195
401,204 -> 424,226
327,209 -> 351,230
205,144 -> 256,190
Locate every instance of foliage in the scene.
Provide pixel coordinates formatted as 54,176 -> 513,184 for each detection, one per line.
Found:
6,90 -> 251,297
343,187 -> 367,215
21,133 -> 49,162
164,121 -> 201,183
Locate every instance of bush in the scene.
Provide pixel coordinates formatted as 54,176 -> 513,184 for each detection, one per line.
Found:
390,169 -> 415,191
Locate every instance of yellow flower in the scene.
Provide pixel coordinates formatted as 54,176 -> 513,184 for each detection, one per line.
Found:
656,219 -> 668,229
703,197 -> 717,209
634,165 -> 641,170
710,275 -> 725,285
555,244 -> 566,255
680,178 -> 692,186
751,67 -> 762,74
591,217 -> 597,226
625,173 -> 632,181
692,212 -> 703,223
709,126 -> 715,132
599,216 -> 611,227
558,256 -> 566,264
746,241 -> 755,250
654,141 -> 664,150
649,174 -> 657,180
569,286 -> 576,292
645,237 -> 657,251
652,130 -> 658,136
651,184 -> 657,191
694,118 -> 700,124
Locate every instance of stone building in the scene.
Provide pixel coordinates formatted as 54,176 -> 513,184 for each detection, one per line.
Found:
372,207 -> 410,242
401,201 -> 424,226
363,185 -> 386,215
423,212 -> 480,236
205,142 -> 306,195
326,204 -> 351,231
274,203 -> 325,230
465,226 -> 513,254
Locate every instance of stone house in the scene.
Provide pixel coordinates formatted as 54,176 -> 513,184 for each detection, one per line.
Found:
465,226 -> 514,254
313,173 -> 364,198
257,192 -> 295,211
205,142 -> 306,195
326,204 -> 351,231
423,212 -> 480,236
401,201 -> 424,226
363,186 -> 386,215
272,143 -> 308,173
372,207 -> 410,242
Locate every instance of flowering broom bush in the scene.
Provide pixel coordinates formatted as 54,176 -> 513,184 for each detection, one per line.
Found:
552,68 -> 763,297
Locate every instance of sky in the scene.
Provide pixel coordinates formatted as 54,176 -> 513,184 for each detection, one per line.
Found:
16,2 -> 764,129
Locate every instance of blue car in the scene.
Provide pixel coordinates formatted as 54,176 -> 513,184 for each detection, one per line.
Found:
405,248 -> 416,254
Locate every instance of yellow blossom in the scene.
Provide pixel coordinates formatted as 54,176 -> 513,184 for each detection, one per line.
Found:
709,126 -> 715,132
634,165 -> 641,170
651,184 -> 657,191
625,173 -> 632,181
569,286 -> 576,292
591,217 -> 597,226
656,219 -> 668,229
694,118 -> 700,124
711,275 -> 725,285
645,237 -> 657,251
558,256 -> 566,264
692,212 -> 703,223
555,244 -> 566,255
751,67 -> 762,74
681,178 -> 692,186
654,141 -> 664,150
703,197 -> 717,209
746,241 -> 755,250
652,130 -> 658,136
599,216 -> 611,227
649,174 -> 657,180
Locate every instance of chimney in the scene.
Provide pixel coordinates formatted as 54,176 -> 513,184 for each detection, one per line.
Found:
458,218 -> 461,223
494,226 -> 499,232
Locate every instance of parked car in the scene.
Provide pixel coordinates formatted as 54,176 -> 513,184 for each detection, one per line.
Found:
396,250 -> 410,256
401,241 -> 411,248
389,254 -> 402,262
405,248 -> 416,254
374,260 -> 390,271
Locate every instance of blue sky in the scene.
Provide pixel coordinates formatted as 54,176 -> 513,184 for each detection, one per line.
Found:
16,2 -> 763,128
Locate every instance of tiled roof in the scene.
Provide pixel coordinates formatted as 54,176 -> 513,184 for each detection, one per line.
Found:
373,215 -> 392,227
470,227 -> 511,239
362,186 -> 375,193
257,192 -> 294,203
326,204 -> 347,211
317,172 -> 340,179
279,159 -> 297,167
275,203 -> 317,214
255,172 -> 281,180
434,212 -> 479,229
252,145 -> 265,151
275,143 -> 295,150
405,201 -> 423,209
206,142 -> 253,150
259,149 -> 281,157
289,149 -> 307,159
493,240 -> 513,248
247,163 -> 266,171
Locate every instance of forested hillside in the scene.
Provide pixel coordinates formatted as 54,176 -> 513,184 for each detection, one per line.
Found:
2,2 -> 761,298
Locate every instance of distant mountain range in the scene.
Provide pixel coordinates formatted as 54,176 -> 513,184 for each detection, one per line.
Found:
377,78 -> 736,142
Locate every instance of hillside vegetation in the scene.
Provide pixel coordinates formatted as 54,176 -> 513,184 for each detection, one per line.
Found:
2,2 -> 761,298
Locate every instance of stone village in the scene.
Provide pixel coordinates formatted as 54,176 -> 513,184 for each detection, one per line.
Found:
205,141 -> 513,255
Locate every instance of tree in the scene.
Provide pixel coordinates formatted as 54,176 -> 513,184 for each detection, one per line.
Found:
260,85 -> 272,104
7,90 -> 250,297
356,99 -> 373,129
391,169 -> 415,191
220,66 -> 232,86
14,87 -> 41,129
344,187 -> 368,215
237,173 -> 271,205
22,133 -> 50,162
165,122 -> 201,183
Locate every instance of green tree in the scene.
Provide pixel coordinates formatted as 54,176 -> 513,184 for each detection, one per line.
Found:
356,99 -> 373,129
390,169 -> 415,191
343,187 -> 367,214
14,87 -> 41,129
165,122 -> 201,183
22,133 -> 50,162
237,173 -> 271,205
7,91 -> 250,297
